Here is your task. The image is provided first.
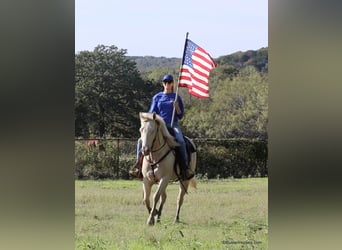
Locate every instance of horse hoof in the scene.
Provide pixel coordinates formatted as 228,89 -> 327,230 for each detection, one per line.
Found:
147,218 -> 155,225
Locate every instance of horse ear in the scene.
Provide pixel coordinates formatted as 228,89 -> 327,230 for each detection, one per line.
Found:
152,112 -> 156,120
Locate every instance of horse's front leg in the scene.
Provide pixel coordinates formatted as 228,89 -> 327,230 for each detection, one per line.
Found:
157,191 -> 167,223
142,179 -> 152,214
174,180 -> 189,223
147,178 -> 169,225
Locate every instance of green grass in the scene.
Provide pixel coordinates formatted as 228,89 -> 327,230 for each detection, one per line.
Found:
75,178 -> 268,249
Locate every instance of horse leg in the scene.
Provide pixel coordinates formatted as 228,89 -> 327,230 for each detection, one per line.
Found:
147,178 -> 169,225
142,179 -> 152,214
174,180 -> 190,223
156,191 -> 167,223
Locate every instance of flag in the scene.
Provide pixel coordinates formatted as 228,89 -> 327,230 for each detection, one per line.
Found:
179,39 -> 217,98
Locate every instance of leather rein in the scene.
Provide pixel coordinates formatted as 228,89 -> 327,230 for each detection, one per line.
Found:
143,120 -> 187,189
145,123 -> 174,168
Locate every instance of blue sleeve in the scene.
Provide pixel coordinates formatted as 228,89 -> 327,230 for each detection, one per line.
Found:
148,95 -> 158,113
176,96 -> 184,120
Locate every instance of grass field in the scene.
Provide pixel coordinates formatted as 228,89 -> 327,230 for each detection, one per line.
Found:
75,178 -> 268,249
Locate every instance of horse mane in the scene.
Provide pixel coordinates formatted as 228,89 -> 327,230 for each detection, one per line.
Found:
154,114 -> 180,148
140,112 -> 179,148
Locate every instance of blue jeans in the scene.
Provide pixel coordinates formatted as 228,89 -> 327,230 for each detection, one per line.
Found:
173,125 -> 188,165
136,138 -> 142,159
136,125 -> 188,164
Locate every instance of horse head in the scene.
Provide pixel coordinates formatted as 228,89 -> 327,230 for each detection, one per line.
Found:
139,112 -> 179,156
139,112 -> 158,155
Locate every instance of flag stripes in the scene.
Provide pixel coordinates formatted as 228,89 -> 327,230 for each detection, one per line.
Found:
178,39 -> 216,98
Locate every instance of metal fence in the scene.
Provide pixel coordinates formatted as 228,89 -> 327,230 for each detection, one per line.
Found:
75,138 -> 268,179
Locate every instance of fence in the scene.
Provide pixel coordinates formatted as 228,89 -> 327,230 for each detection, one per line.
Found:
75,138 -> 268,179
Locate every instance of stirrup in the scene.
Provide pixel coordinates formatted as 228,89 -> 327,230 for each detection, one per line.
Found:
129,169 -> 143,179
129,161 -> 143,179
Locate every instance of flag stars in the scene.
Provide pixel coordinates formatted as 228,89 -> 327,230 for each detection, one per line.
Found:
183,40 -> 198,68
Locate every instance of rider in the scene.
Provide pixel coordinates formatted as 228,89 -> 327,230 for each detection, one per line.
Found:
129,74 -> 194,181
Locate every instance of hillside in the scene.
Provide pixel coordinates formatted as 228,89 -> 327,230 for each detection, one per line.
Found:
216,47 -> 268,72
128,56 -> 181,72
128,47 -> 268,72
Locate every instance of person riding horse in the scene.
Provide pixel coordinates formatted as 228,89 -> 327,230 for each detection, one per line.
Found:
130,74 -> 194,181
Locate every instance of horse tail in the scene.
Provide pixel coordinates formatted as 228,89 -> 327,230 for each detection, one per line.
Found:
189,177 -> 197,189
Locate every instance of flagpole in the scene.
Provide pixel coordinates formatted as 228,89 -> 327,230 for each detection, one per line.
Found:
170,32 -> 189,128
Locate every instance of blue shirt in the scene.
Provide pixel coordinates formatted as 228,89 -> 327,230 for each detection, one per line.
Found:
148,92 -> 184,127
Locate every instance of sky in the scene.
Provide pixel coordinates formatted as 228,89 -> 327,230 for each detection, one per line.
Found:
75,0 -> 268,58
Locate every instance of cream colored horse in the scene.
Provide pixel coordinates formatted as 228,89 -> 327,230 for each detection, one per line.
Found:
139,112 -> 197,225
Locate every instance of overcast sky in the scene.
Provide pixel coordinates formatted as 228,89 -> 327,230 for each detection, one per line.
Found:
75,0 -> 268,58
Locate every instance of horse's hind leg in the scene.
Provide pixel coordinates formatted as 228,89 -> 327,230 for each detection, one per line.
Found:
174,181 -> 189,223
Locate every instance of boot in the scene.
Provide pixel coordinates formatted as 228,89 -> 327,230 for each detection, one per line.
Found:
129,154 -> 143,179
179,159 -> 194,181
183,168 -> 194,181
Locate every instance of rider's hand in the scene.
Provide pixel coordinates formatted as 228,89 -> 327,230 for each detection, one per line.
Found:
174,100 -> 181,114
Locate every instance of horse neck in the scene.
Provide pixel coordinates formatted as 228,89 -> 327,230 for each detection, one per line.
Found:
150,124 -> 170,156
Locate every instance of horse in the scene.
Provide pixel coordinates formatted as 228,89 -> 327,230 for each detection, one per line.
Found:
86,139 -> 99,151
139,112 -> 197,225
86,139 -> 106,155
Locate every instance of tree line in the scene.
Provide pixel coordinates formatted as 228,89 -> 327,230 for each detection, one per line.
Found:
75,45 -> 268,140
127,47 -> 268,73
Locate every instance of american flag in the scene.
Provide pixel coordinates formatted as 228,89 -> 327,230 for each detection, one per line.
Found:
179,39 -> 217,98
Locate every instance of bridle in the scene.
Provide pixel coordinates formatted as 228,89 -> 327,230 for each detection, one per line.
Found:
141,118 -> 188,188
142,120 -> 174,168
150,125 -> 168,153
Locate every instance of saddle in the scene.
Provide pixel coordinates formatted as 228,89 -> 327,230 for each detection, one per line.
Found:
167,127 -> 196,166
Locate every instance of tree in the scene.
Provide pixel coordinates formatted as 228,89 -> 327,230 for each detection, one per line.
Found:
182,66 -> 268,139
75,45 -> 154,138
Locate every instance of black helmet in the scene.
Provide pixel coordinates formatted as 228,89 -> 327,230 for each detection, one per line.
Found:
162,74 -> 173,82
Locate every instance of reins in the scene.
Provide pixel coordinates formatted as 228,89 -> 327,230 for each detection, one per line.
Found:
145,122 -> 174,166
150,126 -> 168,153
149,149 -> 173,168
144,121 -> 188,193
